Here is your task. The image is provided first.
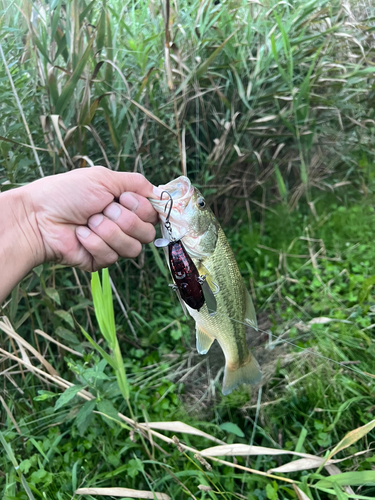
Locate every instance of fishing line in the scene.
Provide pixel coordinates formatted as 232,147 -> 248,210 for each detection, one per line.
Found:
198,307 -> 374,381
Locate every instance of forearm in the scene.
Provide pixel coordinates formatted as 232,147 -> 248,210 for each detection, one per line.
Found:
0,187 -> 44,304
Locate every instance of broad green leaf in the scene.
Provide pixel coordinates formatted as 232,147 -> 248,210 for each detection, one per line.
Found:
219,422 -> 245,438
54,27 -> 69,61
29,469 -> 52,485
45,287 -> 61,305
266,483 -> 278,500
34,390 -> 58,402
54,385 -> 85,410
97,399 -> 120,429
55,326 -> 80,345
55,310 -> 75,328
76,400 -> 96,435
19,459 -> 32,474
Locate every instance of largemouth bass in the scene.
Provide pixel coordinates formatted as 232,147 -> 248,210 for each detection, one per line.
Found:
150,176 -> 261,395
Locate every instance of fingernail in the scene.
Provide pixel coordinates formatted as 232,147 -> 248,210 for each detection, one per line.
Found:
76,226 -> 91,238
120,192 -> 139,212
89,214 -> 103,228
104,203 -> 121,221
152,185 -> 163,197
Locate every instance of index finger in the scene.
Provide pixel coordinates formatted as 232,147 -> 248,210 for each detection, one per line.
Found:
96,168 -> 162,199
119,192 -> 159,225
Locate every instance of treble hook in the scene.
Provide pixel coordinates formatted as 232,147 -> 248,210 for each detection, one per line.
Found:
160,191 -> 173,224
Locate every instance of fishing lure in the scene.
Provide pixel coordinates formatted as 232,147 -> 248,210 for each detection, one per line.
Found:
154,192 -> 217,314
168,239 -> 205,310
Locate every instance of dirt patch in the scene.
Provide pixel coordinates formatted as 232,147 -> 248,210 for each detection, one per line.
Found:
170,313 -> 307,415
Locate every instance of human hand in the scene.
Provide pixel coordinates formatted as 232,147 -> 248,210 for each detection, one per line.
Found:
21,166 -> 160,272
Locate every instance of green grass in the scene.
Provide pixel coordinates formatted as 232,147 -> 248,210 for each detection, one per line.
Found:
2,192 -> 375,500
1,0 -> 375,499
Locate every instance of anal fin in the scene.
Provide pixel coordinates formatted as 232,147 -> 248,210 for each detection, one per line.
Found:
244,290 -> 257,330
196,326 -> 214,355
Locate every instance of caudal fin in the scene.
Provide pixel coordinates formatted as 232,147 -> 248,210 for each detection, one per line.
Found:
222,356 -> 262,396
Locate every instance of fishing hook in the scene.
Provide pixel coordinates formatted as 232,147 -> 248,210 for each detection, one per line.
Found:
160,190 -> 173,238
160,191 -> 173,222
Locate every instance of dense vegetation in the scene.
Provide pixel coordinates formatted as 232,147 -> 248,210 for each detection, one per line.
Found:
1,0 -> 375,499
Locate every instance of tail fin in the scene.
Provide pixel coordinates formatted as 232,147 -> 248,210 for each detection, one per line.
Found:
222,356 -> 262,396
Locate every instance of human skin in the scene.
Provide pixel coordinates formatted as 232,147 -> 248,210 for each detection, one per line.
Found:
0,166 -> 161,303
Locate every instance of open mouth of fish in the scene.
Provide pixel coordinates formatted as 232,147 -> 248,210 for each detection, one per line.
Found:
149,175 -> 198,244
149,176 -> 194,213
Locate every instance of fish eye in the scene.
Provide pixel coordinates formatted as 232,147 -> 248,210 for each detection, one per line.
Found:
197,197 -> 206,209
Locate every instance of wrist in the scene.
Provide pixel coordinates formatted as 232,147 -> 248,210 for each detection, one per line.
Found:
0,186 -> 45,302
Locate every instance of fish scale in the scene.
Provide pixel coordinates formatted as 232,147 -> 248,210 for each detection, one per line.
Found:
191,228 -> 250,367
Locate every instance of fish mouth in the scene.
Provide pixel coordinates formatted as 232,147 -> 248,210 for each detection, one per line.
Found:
149,176 -> 194,214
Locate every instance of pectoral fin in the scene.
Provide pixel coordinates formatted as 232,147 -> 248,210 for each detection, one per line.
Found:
197,262 -> 219,294
244,290 -> 257,330
196,326 -> 215,354
197,262 -> 218,315
201,280 -> 217,316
